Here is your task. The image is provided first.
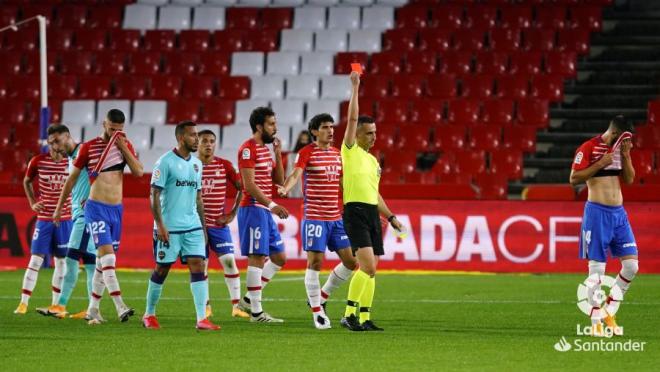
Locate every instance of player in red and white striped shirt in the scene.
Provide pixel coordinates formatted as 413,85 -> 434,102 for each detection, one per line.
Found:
197,129 -> 249,319
15,131 -> 72,315
278,113 -> 357,330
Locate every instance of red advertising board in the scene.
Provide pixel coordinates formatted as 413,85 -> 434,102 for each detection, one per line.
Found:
1,197 -> 658,273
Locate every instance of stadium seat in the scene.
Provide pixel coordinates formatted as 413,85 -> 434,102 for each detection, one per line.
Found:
348,30 -> 382,53
63,123 -> 84,143
358,76 -> 389,99
182,76 -> 216,99
430,5 -> 463,29
496,75 -> 529,100
531,75 -> 564,102
557,29 -> 590,55
199,52 -> 230,76
158,6 -> 191,31
409,100 -> 444,124
95,52 -> 127,75
391,75 -> 425,98
569,6 -> 602,31
48,76 -> 77,100
375,99 -> 408,123
129,51 -> 163,75
320,76 -> 350,100
271,100 -> 304,125
251,76 -> 284,100
88,6 -> 123,29
50,30 -> 74,51
267,52 -> 300,75
509,51 -> 543,75
535,6 -> 567,29
500,6 -> 532,29
152,129 -> 178,150
335,52 -> 368,74
150,76 -> 182,100
59,51 -> 94,75
397,127 -> 430,150
465,5 -> 497,29
234,99 -> 268,124
631,150 -> 654,180
192,6 -> 225,30
427,75 -> 458,99
21,4 -> 54,20
475,173 -> 508,200
418,29 -> 452,52
305,100 -> 340,123
315,30 -> 348,53
502,125 -> 536,153
633,125 -> 660,149
490,150 -> 523,180
123,4 -> 157,30
432,125 -> 466,151
62,100 -> 96,126
212,30 -> 244,52
370,52 -> 402,75
0,52 -> 22,75
218,77 -> 250,99
469,125 -> 501,151
544,51 -> 577,78
133,100 -> 167,125
244,30 -> 279,53
167,100 -> 200,123
403,51 -> 437,75
648,101 -> 660,125
144,30 -> 176,52
517,99 -> 549,127
440,52 -> 473,75
447,99 -> 480,125
200,100 -> 234,126
97,100 -> 131,124
230,52 -> 264,76
0,100 -> 26,124
301,52 -> 334,75
225,7 -> 259,29
75,29 -> 108,51
488,28 -> 521,52
362,6 -> 395,29
288,75 -> 320,99
0,6 -> 17,27
124,125 -> 152,152
179,30 -> 210,52
475,52 -> 509,75
523,29 -> 557,52
383,149 -> 417,174
461,75 -> 494,99
453,30 -> 486,51
222,124 -> 253,149
261,8 -> 293,29
396,6 -> 428,28
280,30 -> 314,52
13,126 -> 41,149
453,150 -> 486,175
78,76 -> 112,99
294,7 -> 327,29
110,30 -> 142,52
328,7 -> 360,30
164,53 -> 198,75
482,99 -> 514,125
7,76 -> 39,100
403,171 -> 437,185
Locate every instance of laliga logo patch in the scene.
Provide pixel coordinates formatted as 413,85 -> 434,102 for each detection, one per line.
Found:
242,148 -> 251,160
152,169 -> 161,181
574,152 -> 583,164
577,273 -> 623,320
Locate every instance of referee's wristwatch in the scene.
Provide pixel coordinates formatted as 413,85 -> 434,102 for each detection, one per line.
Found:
387,215 -> 397,223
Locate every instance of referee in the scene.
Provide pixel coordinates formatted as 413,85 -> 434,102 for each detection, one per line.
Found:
340,71 -> 403,332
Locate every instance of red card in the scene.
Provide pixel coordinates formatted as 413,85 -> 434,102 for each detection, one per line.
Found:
350,63 -> 363,75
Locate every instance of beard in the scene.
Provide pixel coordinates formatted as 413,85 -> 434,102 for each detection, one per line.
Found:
185,142 -> 199,153
261,131 -> 275,144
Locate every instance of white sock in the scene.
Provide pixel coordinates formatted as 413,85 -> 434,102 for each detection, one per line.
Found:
219,254 -> 241,307
305,269 -> 322,314
615,259 -> 638,298
247,266 -> 263,315
51,257 -> 66,305
99,254 -> 126,313
588,260 -> 606,325
88,258 -> 105,311
260,260 -> 282,290
321,263 -> 354,303
20,255 -> 44,304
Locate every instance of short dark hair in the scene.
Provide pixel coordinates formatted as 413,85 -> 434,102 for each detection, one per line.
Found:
198,129 -> 216,139
249,106 -> 275,133
106,109 -> 125,124
47,124 -> 69,136
308,113 -> 334,140
610,115 -> 635,133
175,121 -> 196,138
357,115 -> 375,127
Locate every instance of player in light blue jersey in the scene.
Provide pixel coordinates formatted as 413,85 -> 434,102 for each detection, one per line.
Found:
143,121 -> 219,330
38,124 -> 99,319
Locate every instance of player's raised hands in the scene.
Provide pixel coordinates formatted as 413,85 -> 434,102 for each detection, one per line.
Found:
350,71 -> 360,87
621,139 -> 633,157
31,201 -> 44,213
271,205 -> 289,219
598,152 -> 614,168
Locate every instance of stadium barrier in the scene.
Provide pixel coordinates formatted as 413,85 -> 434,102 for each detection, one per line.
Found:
1,197 -> 658,273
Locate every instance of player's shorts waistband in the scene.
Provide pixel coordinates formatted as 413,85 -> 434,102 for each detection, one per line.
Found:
344,202 -> 378,211
86,199 -> 122,209
586,201 -> 624,213
167,227 -> 203,235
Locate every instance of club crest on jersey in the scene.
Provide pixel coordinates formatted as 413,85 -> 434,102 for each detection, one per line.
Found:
193,164 -> 199,173
242,148 -> 251,160
574,151 -> 583,164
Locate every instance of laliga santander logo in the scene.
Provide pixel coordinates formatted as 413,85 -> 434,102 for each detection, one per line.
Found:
576,273 -> 623,320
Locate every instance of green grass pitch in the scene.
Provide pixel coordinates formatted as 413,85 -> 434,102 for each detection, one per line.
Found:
0,270 -> 658,371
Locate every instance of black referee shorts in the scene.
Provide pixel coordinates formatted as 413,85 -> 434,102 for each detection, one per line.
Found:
342,202 -> 384,256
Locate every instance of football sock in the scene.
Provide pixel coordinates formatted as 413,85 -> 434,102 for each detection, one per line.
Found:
344,270 -> 370,317
614,259 -> 638,298
305,269 -> 321,313
190,272 -> 208,322
20,255 -> 44,304
51,257 -> 66,305
247,266 -> 263,315
84,263 -> 95,301
219,254 -> 241,306
58,257 -> 79,306
588,260 -> 606,325
100,254 -> 126,313
359,275 -> 375,323
260,260 -> 282,289
88,258 -> 105,312
145,270 -> 167,316
321,263 -> 353,303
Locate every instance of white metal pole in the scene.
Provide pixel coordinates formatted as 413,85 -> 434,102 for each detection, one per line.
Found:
37,15 -> 48,150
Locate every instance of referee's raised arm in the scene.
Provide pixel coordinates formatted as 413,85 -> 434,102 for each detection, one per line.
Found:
344,72 -> 360,148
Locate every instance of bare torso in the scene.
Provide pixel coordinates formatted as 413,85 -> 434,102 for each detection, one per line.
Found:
586,176 -> 622,206
89,171 -> 124,204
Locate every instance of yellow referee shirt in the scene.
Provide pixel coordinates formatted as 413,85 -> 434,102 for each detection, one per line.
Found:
341,142 -> 380,205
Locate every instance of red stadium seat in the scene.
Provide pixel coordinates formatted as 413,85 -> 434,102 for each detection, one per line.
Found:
430,153 -> 455,177
94,51 -> 126,75
179,30 -> 211,52
55,4 -> 88,28
475,52 -> 509,75
517,99 -> 549,127
78,76 -> 111,99
150,76 -> 182,100
535,6 -> 568,29
488,28 -> 521,52
531,74 -> 564,102
523,29 -> 557,51
500,6 -> 532,29
490,149 -> 523,180
503,125 -> 536,153
384,149 -> 418,174
75,29 -> 108,51
261,8 -> 293,29
557,29 -> 590,55
469,125 -> 501,151
0,100 -> 27,124
87,6 -> 122,29
404,171 -> 437,185
454,150 -> 486,175
375,99 -> 409,123
404,51 -> 438,74
447,99 -> 480,125
383,29 -> 417,52
198,52 -> 230,76
181,76 -> 216,99
496,75 -> 529,100
167,100 -> 201,124
418,29 -> 452,51
440,52 -> 472,75
109,30 -> 142,52
453,29 -> 486,51
440,173 -> 473,185
569,6 -> 602,31
0,52 -> 23,75
129,52 -> 162,75
226,8 -> 259,29
380,172 -> 403,185
409,100 -> 444,124
21,4 -> 53,20
427,75 -> 457,99
631,150 -> 654,180
432,125 -> 466,151
634,125 -> 660,149
369,52 -> 402,75
465,5 -> 497,29
396,6 -> 429,28
3,29 -> 38,50
48,99 -> 62,123
8,76 -> 39,100
335,52 -> 369,74
461,75 -> 494,99
164,53 -> 199,75
509,51 -> 543,75
48,75 -> 77,99
218,77 -> 250,99
397,127 -> 431,150
475,173 -> 508,200
144,30 -> 176,52
0,126 -> 11,147
0,6 -> 18,27
212,30 -> 245,52
359,76 -> 390,99
114,75 -> 148,100
430,6 -> 463,29
648,101 -> 660,125
23,51 -> 58,75
391,75 -> 425,98
544,51 -> 577,78
375,126 -> 397,148
200,100 -> 234,126
244,29 -> 278,52
482,99 -> 514,125
50,29 -> 74,51
59,51 -> 94,75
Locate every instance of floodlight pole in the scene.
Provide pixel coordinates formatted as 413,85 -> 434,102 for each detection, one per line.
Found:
37,15 -> 49,153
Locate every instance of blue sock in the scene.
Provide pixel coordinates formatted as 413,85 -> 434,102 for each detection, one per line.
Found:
190,272 -> 208,322
84,264 -> 95,300
58,257 -> 79,306
146,271 -> 166,316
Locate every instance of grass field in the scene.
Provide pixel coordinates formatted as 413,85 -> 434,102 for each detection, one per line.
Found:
0,270 -> 658,371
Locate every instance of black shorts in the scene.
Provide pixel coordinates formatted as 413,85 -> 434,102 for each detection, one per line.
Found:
342,202 -> 384,256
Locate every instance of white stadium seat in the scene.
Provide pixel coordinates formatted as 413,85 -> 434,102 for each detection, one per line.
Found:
274,124 -> 293,151
96,100 -> 131,125
321,76 -> 351,100
158,7 -> 192,31
362,6 -> 395,29
231,52 -> 264,76
234,99 -> 269,124
123,4 -> 157,30
251,76 -> 285,100
64,123 -> 85,143
342,0 -> 374,5
82,125 -> 101,141
286,76 -> 320,99
137,0 -> 168,5
376,0 -> 407,5
124,125 -> 152,152
272,0 -> 305,5
152,127 -> 178,150
267,52 -> 301,75
192,6 -> 225,30
139,148 -> 166,173
62,100 -> 96,126
271,100 -> 304,125
293,7 -> 327,30
348,30 -> 382,52
172,0 -> 204,5
205,0 -> 237,5
308,0 -> 339,5
133,100 -> 167,125
301,52 -> 334,75
222,123 -> 253,147
328,7 -> 361,30
280,30 -> 314,52
314,30 -> 348,52
215,147 -> 239,167
238,0 -> 271,5
305,99 -> 340,123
